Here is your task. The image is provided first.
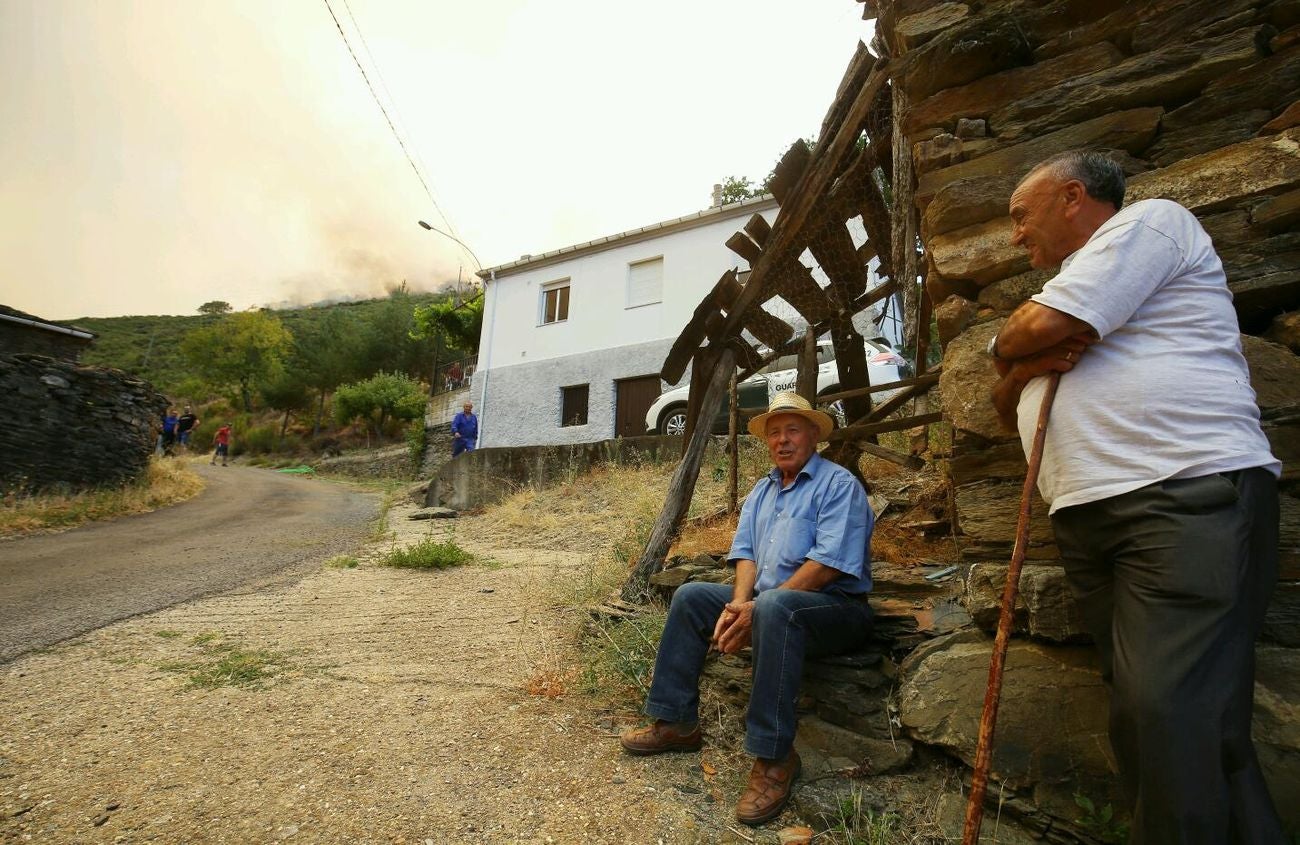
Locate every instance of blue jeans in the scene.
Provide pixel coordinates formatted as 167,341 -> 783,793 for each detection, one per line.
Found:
452,436 -> 475,457
643,581 -> 872,759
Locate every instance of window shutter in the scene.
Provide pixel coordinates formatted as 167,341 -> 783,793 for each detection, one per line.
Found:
627,258 -> 663,307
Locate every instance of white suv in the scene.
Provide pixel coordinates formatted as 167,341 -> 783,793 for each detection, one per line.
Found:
644,339 -> 909,435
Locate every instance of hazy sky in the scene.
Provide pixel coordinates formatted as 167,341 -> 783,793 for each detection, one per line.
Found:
1,1 -> 873,320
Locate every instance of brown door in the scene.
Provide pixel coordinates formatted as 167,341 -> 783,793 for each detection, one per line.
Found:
615,375 -> 663,438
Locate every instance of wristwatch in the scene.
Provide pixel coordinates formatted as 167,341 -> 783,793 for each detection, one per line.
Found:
986,333 -> 1002,359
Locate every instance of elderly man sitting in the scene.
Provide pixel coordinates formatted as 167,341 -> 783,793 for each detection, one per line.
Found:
620,391 -> 874,826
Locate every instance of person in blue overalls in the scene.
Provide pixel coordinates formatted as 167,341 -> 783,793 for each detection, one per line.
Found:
451,401 -> 478,457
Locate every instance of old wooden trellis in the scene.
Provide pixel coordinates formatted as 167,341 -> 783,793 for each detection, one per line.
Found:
622,46 -> 939,602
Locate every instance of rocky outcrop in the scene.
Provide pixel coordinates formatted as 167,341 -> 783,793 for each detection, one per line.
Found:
0,354 -> 165,492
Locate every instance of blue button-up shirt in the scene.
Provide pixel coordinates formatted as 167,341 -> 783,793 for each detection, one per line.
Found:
727,453 -> 873,595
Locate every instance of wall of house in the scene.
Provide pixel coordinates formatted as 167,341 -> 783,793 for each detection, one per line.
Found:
0,323 -> 91,361
475,203 -> 780,447
475,336 -> 670,447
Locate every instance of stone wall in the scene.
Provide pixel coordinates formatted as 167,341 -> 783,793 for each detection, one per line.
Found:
0,354 -> 166,492
876,0 -> 1300,833
425,435 -> 713,511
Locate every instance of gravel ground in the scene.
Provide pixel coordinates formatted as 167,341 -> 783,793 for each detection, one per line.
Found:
0,502 -> 777,845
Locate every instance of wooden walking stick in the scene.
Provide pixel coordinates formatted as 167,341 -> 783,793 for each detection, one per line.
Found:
962,371 -> 1061,844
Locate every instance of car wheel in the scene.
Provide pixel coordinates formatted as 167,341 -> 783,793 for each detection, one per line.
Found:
659,405 -> 688,436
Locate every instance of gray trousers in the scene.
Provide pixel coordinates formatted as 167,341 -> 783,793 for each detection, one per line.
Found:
1051,468 -> 1285,845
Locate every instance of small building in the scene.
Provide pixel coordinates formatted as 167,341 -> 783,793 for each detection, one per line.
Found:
471,195 -> 777,448
472,195 -> 894,448
0,304 -> 96,360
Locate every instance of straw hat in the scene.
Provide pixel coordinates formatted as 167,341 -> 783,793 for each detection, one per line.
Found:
747,391 -> 835,442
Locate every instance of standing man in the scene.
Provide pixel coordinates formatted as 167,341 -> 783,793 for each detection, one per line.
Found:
210,423 -> 231,466
176,406 -> 200,451
451,401 -> 478,457
990,150 -> 1284,843
160,408 -> 179,456
620,392 -> 873,826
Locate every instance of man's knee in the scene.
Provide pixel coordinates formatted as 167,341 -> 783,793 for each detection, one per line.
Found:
752,590 -> 798,628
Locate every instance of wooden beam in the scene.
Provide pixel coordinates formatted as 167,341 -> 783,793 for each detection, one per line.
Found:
681,347 -> 712,454
857,441 -> 925,469
744,213 -> 772,245
816,370 -> 940,405
714,271 -> 794,350
796,330 -> 818,402
828,411 -> 943,441
716,59 -> 892,340
863,374 -> 938,424
725,231 -> 763,265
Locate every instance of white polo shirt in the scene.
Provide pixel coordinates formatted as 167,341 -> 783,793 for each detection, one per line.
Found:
1017,198 -> 1279,513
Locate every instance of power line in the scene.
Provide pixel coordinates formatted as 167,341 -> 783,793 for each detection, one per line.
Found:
321,0 -> 480,269
338,0 -> 458,240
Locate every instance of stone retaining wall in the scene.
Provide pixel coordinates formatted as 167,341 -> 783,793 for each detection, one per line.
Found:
0,353 -> 165,492
874,0 -> 1300,833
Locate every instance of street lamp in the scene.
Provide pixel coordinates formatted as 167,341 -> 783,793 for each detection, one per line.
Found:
417,220 -> 483,272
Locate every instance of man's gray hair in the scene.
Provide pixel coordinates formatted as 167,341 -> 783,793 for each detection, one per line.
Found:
1023,150 -> 1126,210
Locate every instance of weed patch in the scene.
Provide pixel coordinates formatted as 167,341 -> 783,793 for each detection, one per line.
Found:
325,554 -> 360,569
578,611 -> 666,708
377,536 -> 474,570
155,630 -> 182,639
158,636 -> 288,690
0,457 -> 203,538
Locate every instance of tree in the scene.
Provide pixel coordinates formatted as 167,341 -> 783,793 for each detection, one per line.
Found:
357,284 -> 438,380
293,308 -> 364,435
720,175 -> 763,205
333,372 -> 426,440
411,294 -> 484,355
260,370 -> 314,443
198,301 -> 233,316
180,311 -> 292,411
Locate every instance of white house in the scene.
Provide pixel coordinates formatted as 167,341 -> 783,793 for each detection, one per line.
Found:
472,194 -> 896,448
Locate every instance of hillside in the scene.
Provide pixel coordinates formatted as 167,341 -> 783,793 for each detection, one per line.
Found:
75,292 -> 450,398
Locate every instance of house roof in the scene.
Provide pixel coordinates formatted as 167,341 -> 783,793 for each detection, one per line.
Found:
478,194 -> 779,281
0,304 -> 96,340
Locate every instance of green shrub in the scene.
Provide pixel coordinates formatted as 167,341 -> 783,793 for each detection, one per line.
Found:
405,421 -> 428,466
235,424 -> 279,456
334,372 -> 426,439
377,536 -> 474,569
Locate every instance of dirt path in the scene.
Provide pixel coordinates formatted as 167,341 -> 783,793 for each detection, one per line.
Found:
0,465 -> 377,664
0,502 -> 756,844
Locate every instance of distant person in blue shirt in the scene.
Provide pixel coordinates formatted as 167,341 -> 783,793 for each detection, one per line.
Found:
160,409 -> 179,456
451,401 -> 478,456
620,391 -> 873,826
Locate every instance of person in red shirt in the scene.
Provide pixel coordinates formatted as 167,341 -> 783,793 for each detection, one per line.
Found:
210,424 -> 232,466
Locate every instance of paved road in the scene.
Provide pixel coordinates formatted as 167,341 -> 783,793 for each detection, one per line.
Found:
0,464 -> 377,663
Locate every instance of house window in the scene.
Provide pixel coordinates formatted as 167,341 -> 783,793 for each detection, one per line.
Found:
541,281 -> 570,325
627,257 -> 663,308
561,384 -> 589,427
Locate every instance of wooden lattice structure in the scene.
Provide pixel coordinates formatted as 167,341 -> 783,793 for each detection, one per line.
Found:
624,44 -> 937,601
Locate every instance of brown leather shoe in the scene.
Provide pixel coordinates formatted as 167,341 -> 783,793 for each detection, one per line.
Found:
619,720 -> 702,755
735,749 -> 801,826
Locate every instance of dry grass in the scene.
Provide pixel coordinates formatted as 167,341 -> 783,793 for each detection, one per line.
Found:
0,457 -> 204,538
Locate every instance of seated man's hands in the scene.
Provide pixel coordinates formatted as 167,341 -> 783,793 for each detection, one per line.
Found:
711,600 -> 754,655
